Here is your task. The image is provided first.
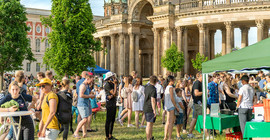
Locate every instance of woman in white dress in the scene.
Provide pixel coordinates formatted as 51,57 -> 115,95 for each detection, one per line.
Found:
132,77 -> 145,128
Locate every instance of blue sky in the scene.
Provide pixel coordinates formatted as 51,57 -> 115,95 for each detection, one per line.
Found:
21,0 -> 258,54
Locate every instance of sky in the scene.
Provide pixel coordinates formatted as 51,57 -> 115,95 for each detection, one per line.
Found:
21,0 -> 258,54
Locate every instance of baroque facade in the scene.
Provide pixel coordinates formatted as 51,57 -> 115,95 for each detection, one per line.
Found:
94,0 -> 270,77
23,8 -> 102,76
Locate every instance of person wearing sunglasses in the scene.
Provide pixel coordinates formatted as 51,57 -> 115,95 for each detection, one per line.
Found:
37,78 -> 59,140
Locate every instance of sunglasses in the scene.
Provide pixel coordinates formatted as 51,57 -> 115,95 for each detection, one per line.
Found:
40,85 -> 46,88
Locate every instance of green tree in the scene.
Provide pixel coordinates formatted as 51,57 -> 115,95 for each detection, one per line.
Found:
161,43 -> 185,73
0,0 -> 35,90
191,53 -> 208,72
41,0 -> 101,77
215,52 -> 222,58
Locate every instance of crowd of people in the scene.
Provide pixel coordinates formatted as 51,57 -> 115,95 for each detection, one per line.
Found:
0,69 -> 268,140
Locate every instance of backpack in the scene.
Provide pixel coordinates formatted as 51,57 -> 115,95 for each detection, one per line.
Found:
121,87 -> 128,99
132,90 -> 139,102
46,90 -> 73,124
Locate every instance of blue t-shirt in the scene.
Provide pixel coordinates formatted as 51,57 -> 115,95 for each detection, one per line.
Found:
259,79 -> 266,89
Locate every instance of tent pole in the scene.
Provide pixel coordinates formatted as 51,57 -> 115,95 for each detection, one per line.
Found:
202,73 -> 208,140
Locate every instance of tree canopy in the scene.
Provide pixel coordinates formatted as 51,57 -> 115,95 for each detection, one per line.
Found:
41,0 -> 101,76
191,53 -> 208,72
0,0 -> 35,90
161,43 -> 185,73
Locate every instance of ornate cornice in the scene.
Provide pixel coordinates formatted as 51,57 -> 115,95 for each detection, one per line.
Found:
176,5 -> 270,18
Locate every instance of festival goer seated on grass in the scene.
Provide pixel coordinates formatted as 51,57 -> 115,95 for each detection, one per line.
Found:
236,75 -> 256,134
37,78 -> 59,140
73,74 -> 95,138
132,77 -> 146,129
143,75 -> 157,140
187,73 -> 203,139
174,88 -> 185,140
0,81 -> 37,140
164,75 -> 179,140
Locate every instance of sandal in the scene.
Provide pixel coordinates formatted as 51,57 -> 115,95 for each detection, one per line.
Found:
73,134 -> 81,139
83,134 -> 88,138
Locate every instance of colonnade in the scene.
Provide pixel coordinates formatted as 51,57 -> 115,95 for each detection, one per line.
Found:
95,19 -> 269,77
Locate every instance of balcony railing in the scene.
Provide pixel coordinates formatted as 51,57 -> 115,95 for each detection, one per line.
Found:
178,0 -> 270,12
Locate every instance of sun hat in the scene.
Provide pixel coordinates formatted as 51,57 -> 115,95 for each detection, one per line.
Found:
36,78 -> 52,86
104,72 -> 115,81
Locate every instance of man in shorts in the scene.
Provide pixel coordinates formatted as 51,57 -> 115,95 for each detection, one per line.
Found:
187,73 -> 203,138
143,76 -> 157,140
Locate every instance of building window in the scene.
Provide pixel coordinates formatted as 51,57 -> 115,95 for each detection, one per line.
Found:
36,63 -> 40,72
27,38 -> 31,47
26,63 -> 31,72
36,38 -> 40,52
114,8 -> 118,14
45,39 -> 49,50
45,65 -> 49,71
36,25 -> 41,33
45,27 -> 50,33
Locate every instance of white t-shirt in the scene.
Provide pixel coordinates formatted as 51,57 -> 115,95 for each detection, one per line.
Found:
98,89 -> 106,103
238,84 -> 255,109
155,83 -> 164,99
176,96 -> 183,113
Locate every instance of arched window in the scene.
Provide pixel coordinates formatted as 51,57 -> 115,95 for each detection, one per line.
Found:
36,38 -> 40,52
45,39 -> 50,50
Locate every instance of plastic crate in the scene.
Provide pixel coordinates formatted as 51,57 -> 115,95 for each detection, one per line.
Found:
225,132 -> 243,140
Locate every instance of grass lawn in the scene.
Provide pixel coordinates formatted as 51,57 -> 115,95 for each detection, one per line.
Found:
40,108 -> 227,140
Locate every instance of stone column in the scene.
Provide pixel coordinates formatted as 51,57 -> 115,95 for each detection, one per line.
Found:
106,38 -> 110,69
197,23 -> 205,55
135,34 -> 141,75
205,27 -> 210,58
240,27 -> 249,48
148,54 -> 152,76
176,26 -> 183,79
264,26 -> 269,39
256,19 -> 264,42
221,29 -> 226,55
210,30 -> 216,59
129,33 -> 135,74
224,21 -> 232,54
110,34 -> 115,72
183,27 -> 189,74
152,28 -> 159,76
100,37 -> 105,68
119,33 -> 125,75
165,27 -> 172,50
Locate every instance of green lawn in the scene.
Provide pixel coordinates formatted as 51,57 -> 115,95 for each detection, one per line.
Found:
43,109 -> 227,140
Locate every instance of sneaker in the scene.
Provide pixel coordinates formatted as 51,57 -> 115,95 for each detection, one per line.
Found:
140,125 -> 146,128
118,120 -> 123,126
127,124 -> 135,127
187,134 -> 195,138
182,129 -> 187,134
150,136 -> 155,140
206,135 -> 214,140
162,122 -> 165,125
109,136 -> 118,140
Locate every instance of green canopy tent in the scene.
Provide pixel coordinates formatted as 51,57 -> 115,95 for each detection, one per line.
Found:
201,38 -> 270,140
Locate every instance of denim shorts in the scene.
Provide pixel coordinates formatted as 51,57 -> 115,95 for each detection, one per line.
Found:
166,107 -> 175,112
175,113 -> 184,125
77,106 -> 90,119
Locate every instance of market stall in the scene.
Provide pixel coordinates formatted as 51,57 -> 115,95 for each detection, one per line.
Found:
201,38 -> 270,140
